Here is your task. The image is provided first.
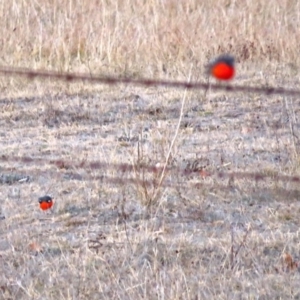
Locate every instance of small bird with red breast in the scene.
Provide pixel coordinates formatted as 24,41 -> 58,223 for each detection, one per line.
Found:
207,54 -> 235,81
38,195 -> 53,211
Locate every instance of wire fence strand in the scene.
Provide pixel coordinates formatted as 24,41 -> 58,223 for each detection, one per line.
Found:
0,65 -> 299,96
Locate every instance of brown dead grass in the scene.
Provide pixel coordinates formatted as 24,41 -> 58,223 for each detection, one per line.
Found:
0,0 -> 300,96
1,0 -> 300,299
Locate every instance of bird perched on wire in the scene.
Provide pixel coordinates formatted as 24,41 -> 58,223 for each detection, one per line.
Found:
38,195 -> 54,211
206,54 -> 235,81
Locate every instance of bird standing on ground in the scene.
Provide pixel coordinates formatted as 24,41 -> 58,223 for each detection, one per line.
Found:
38,195 -> 53,210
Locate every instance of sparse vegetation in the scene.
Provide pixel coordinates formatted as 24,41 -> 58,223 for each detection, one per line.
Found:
0,0 -> 300,299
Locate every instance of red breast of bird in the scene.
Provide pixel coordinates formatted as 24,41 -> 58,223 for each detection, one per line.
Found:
38,195 -> 53,210
207,54 -> 235,81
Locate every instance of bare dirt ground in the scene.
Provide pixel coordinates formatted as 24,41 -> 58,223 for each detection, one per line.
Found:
1,0 -> 300,299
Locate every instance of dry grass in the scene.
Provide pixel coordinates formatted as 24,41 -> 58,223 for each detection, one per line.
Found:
0,0 -> 300,96
1,0 -> 300,299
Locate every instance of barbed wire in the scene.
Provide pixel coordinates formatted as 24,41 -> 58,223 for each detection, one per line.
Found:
0,65 -> 299,96
1,157 -> 299,201
1,155 -> 299,184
